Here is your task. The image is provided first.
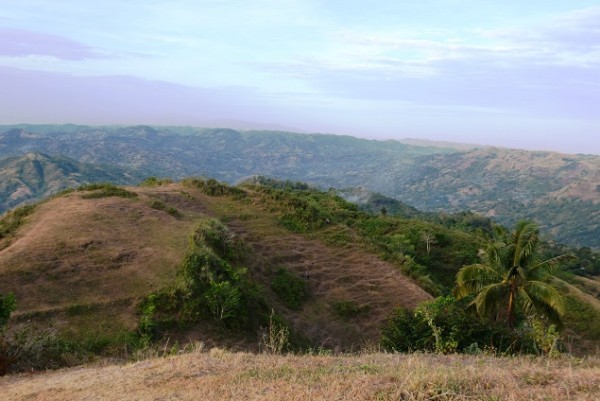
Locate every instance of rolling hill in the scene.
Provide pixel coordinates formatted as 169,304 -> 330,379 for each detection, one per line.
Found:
0,125 -> 598,249
0,177 -> 598,386
0,181 -> 433,355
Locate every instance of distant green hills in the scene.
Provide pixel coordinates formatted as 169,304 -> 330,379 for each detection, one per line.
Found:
0,125 -> 598,249
0,152 -> 136,213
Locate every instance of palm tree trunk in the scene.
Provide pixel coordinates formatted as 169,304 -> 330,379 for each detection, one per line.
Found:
507,281 -> 515,329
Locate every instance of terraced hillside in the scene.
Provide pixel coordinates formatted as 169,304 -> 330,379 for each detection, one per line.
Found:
0,181 -> 431,351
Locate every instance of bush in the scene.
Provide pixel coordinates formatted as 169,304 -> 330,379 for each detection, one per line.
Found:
381,296 -> 513,354
0,293 -> 15,328
78,183 -> 138,199
139,176 -> 173,187
0,205 -> 36,239
149,199 -> 181,218
271,268 -> 309,310
137,218 -> 270,339
332,301 -> 370,319
182,177 -> 247,198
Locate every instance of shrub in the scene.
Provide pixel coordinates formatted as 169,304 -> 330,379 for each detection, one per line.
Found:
149,199 -> 181,218
139,176 -> 173,187
182,177 -> 247,198
0,293 -> 15,328
332,301 -> 370,319
381,296 -> 513,354
271,268 -> 309,310
78,183 -> 138,199
0,205 -> 36,239
137,218 -> 270,339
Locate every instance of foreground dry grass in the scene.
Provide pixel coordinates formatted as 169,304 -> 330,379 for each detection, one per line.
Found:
2,350 -> 599,401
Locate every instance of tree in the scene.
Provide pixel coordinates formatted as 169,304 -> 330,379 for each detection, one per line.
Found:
205,281 -> 241,323
455,221 -> 565,329
0,293 -> 16,376
0,293 -> 15,329
421,231 -> 436,255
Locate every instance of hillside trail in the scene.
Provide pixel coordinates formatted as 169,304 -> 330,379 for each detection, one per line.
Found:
192,189 -> 432,349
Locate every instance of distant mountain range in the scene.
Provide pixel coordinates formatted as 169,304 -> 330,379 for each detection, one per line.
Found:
0,125 -> 598,249
0,152 -> 136,212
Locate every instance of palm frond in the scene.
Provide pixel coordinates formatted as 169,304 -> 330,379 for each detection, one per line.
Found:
528,254 -> 574,277
523,280 -> 565,317
512,221 -> 539,267
455,263 -> 499,298
473,282 -> 506,320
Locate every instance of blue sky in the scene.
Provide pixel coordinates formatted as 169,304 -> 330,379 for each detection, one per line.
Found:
0,1 -> 599,154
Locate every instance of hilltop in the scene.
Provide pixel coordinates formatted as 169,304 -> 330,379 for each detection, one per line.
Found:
0,125 -> 598,249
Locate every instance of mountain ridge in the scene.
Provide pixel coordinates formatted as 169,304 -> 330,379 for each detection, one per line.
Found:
0,125 -> 598,249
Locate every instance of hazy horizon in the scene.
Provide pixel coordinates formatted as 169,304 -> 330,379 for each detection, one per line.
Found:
1,1 -> 599,155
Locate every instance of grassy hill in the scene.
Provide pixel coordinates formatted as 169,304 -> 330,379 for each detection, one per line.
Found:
0,180 -> 437,358
0,178 -> 600,380
2,351 -> 599,401
0,125 -> 598,249
0,178 -> 599,372
0,152 -> 137,214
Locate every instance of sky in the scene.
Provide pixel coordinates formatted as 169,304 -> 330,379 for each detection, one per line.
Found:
0,1 -> 599,154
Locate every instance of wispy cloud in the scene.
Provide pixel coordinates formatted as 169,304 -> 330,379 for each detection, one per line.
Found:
0,28 -> 104,60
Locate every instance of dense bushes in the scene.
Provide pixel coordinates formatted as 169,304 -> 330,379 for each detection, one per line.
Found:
138,218 -> 269,342
182,177 -> 247,198
381,295 -> 568,356
381,296 -> 515,354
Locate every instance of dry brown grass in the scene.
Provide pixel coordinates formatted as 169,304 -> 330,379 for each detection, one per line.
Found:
0,185 -> 202,337
0,182 -> 431,349
1,350 -> 599,400
199,191 -> 432,349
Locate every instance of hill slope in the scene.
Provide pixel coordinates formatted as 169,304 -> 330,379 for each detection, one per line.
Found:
0,125 -> 598,248
0,182 -> 431,351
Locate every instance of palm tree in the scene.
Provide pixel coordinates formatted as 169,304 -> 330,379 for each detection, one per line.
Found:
455,221 -> 565,329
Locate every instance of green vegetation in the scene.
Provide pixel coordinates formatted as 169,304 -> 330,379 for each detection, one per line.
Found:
0,204 -> 36,240
149,199 -> 181,218
455,221 -> 565,329
0,293 -> 16,375
382,296 -> 512,354
78,183 -> 138,199
271,268 -> 309,310
139,176 -> 173,187
0,293 -> 15,330
247,181 -> 482,295
0,173 -> 598,376
332,301 -> 370,319
182,177 -> 246,198
138,218 -> 270,341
